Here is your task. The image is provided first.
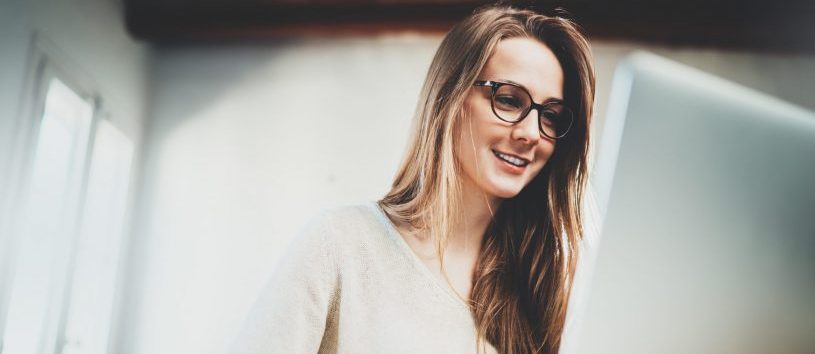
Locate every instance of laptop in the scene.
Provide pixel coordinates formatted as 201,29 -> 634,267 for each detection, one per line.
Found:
563,52 -> 815,354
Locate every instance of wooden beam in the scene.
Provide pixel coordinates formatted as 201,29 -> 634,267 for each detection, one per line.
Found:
124,0 -> 815,53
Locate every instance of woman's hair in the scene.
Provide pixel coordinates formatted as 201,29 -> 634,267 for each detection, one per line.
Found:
378,4 -> 595,353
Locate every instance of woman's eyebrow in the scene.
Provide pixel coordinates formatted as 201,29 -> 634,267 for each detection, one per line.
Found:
502,79 -> 564,104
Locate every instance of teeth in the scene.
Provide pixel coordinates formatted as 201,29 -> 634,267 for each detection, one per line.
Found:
494,151 -> 528,167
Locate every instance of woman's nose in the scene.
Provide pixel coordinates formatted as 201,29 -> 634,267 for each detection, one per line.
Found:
510,109 -> 541,146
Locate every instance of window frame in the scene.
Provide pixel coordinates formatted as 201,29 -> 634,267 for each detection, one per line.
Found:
0,33 -> 107,354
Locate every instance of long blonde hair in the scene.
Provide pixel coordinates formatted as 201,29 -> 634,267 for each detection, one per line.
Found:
379,4 -> 595,353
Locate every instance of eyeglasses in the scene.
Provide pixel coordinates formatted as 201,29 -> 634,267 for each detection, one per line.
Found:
473,80 -> 573,139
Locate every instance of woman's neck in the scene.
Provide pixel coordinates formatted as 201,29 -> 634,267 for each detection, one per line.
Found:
387,178 -> 501,257
446,178 -> 501,257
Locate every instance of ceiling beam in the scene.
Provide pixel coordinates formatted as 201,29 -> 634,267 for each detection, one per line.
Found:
125,0 -> 815,53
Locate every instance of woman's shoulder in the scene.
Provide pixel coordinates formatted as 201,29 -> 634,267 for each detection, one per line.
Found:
295,201 -> 391,252
268,203 -> 386,286
303,201 -> 382,233
276,201 -> 398,285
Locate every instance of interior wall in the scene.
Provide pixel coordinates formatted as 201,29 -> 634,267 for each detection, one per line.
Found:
120,34 -> 815,354
0,0 -> 33,256
0,0 -> 150,349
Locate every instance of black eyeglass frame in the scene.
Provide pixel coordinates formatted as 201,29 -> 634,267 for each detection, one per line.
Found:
473,80 -> 573,139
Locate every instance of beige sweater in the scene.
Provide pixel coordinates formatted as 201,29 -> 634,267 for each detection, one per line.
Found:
231,202 -> 498,354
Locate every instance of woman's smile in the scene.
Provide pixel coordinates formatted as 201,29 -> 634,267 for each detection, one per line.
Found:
492,149 -> 530,175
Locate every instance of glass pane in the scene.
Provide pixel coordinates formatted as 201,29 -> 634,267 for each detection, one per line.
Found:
2,78 -> 93,353
61,120 -> 134,354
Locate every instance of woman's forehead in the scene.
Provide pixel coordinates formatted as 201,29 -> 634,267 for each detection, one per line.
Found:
481,37 -> 564,101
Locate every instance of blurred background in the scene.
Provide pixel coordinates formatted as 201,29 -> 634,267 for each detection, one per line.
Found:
0,0 -> 813,353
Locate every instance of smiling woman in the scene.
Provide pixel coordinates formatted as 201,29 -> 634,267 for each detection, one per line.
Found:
459,37 -> 565,200
232,4 -> 595,354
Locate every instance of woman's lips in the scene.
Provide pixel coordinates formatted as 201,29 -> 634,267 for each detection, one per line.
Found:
492,149 -> 528,175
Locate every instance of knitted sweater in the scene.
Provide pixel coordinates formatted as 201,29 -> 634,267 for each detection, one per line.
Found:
230,202 -> 498,354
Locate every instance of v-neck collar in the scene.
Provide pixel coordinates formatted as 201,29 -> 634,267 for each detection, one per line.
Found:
369,202 -> 472,311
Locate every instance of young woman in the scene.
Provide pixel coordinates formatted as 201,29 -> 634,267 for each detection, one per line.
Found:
233,4 -> 595,354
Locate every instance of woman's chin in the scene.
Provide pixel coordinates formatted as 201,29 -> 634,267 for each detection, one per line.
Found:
487,184 -> 525,199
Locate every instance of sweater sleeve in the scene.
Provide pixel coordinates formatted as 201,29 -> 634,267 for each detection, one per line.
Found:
230,211 -> 340,354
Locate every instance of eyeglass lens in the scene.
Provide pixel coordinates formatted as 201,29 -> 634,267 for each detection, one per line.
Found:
492,84 -> 572,139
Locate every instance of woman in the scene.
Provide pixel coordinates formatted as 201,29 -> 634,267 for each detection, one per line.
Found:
232,4 -> 595,354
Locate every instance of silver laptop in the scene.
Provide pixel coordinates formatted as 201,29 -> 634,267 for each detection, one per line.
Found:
568,52 -> 815,354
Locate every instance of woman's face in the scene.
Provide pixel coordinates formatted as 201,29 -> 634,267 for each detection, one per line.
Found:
458,36 -> 564,200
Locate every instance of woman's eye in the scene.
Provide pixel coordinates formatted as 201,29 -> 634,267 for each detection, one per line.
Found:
541,110 -> 558,126
495,95 -> 524,110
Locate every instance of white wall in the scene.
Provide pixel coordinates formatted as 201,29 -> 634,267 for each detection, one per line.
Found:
0,0 -> 150,349
119,34 -> 815,354
118,36 -> 438,353
0,0 -> 34,255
